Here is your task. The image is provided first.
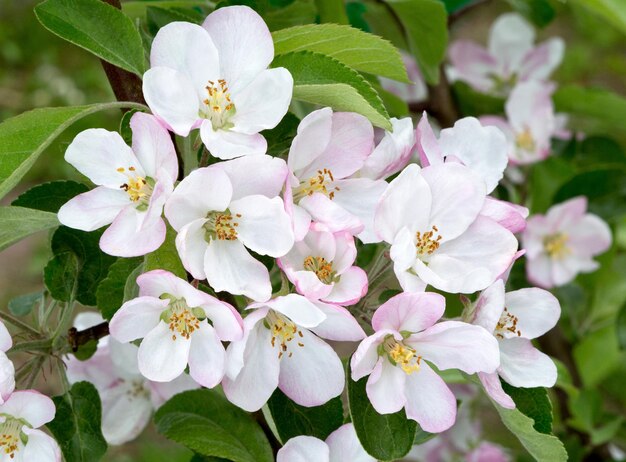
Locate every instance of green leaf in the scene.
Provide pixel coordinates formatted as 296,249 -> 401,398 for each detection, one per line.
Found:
146,5 -> 205,35
0,206 -> 59,252
272,51 -> 391,129
73,339 -> 99,361
571,0 -> 626,35
383,0 -> 448,84
0,102 -> 146,200
34,0 -> 145,75
528,155 -> 577,214
490,397 -> 568,462
12,181 -> 89,213
437,0 -> 475,13
505,0 -> 555,27
45,252 -> 79,302
264,0 -> 317,31
574,325 -> 623,387
359,0 -> 408,50
452,81 -> 505,117
8,292 -> 44,317
314,0 -> 349,24
553,85 -> 626,132
96,257 -> 144,321
617,300 -> 626,350
49,227 -> 117,306
273,24 -> 409,82
144,225 -> 186,279
262,112 -> 300,157
154,389 -> 273,462
348,374 -> 417,460
265,389 -> 343,443
48,381 -> 108,462
501,383 -> 553,434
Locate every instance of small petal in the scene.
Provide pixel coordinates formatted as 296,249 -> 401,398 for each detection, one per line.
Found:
211,154 -> 288,200
470,279 -> 505,334
0,321 -> 12,352
100,384 -> 153,445
372,292 -> 445,333
200,124 -> 267,159
324,266 -> 368,306
175,218 -> 209,279
188,323 -> 226,388
498,337 -> 557,388
266,294 -> 327,329
327,423 -> 375,462
109,296 -> 168,343
99,204 -> 166,257
0,352 -> 15,404
288,108 -> 333,175
366,358 -> 407,414
479,372 -> 515,409
310,301 -> 366,342
360,117 -> 415,180
21,428 -> 61,462
137,322 -> 190,382
299,193 -> 364,236
277,436 -> 330,462
58,187 -> 129,232
350,330 -> 394,380
504,288 -> 560,339
130,112 -> 178,181
488,13 -> 535,74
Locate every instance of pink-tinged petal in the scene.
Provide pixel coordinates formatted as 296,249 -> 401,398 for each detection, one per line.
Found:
202,5 -> 274,93
448,41 -> 498,92
390,227 -> 417,272
361,117 -> 415,180
467,442 -> 510,462
525,254 -> 553,289
230,195 -> 294,257
150,21 -> 219,92
551,254 -> 598,287
331,229 -> 357,273
204,239 -> 271,302
545,196 -> 587,231
100,384 -> 153,445
288,108 -> 333,175
419,216 -> 518,293
66,346 -> 116,390
375,164 -> 431,243
278,329 -> 344,407
0,352 -> 15,404
65,129 -> 141,187
309,301 -> 366,342
266,294 -> 326,329
415,112 -> 443,167
437,117 -> 508,193
299,193 -> 363,235
498,337 -> 557,388
137,321 -> 190,382
327,423 -> 375,462
109,296 -> 168,343
130,112 -> 178,181
504,288 -> 560,339
568,214 -> 612,257
232,68 -> 293,133
292,204 -> 312,242
291,270 -> 333,301
0,390 -> 55,427
188,323 -> 226,388
366,358 -> 407,414
381,52 -> 428,104
200,301 -> 243,343
277,436 -> 330,462
142,67 -> 200,136
165,167 -> 232,231
0,321 -> 12,352
99,206 -> 166,258
332,178 -> 388,244
222,322 -> 280,411
479,371 -> 515,409
297,112 -> 374,180
21,428 -> 61,462
175,218 -> 209,279
488,13 -> 535,74
58,187 -> 129,232
210,154 -> 288,200
408,321 -> 500,374
470,279 -> 505,334
480,197 -> 528,234
108,340 -> 140,379
519,38 -> 565,82
394,264 -> 428,293
404,362 -> 457,433
422,162 -> 486,242
350,330 -> 395,380
148,373 -> 199,409
200,123 -> 267,159
373,292 -> 445,333
324,266 -> 368,306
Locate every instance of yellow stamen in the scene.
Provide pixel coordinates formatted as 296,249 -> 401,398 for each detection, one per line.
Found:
303,256 -> 338,284
543,232 -> 570,259
384,336 -> 421,374
204,211 -> 241,241
515,128 -> 536,152
200,79 -> 236,129
415,225 -> 442,256
292,169 -> 340,202
266,310 -> 304,359
0,418 -> 23,459
162,298 -> 201,341
495,307 -> 521,339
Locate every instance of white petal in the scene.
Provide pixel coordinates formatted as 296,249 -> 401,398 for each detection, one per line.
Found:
350,330 -> 393,381
366,358 -> 407,414
310,301 -> 366,342
299,193 -> 364,236
288,108 -> 333,176
137,321 -> 190,382
324,266 -> 368,306
504,288 -> 560,339
478,371 -> 515,409
99,205 -> 166,257
469,279 -> 505,333
0,352 -> 15,404
200,124 -> 267,159
277,436 -> 329,462
188,323 -> 225,388
372,292 -> 445,333
175,218 -> 209,279
101,383 -> 152,445
498,338 -> 557,388
130,112 -> 179,181
327,423 -> 375,462
360,117 -> 415,180
0,322 -> 11,352
21,429 -> 61,462
267,294 -> 326,329
0,391 -> 55,428
58,187 -> 129,231
109,296 -> 168,343
210,154 -> 288,200
488,13 -> 535,74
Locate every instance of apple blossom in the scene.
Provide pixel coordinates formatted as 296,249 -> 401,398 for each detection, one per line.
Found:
164,155 -> 293,301
380,52 -> 428,104
58,112 -> 177,257
0,321 -> 14,405
109,270 -> 243,387
466,280 -> 560,408
522,197 -> 612,288
375,163 -> 518,293
143,6 -> 293,159
0,391 -> 60,461
222,294 -> 365,411
351,292 -> 500,433
66,313 -> 198,445
277,423 -> 375,462
480,197 -> 529,234
277,223 -> 367,305
448,13 -> 564,96
285,107 -> 387,243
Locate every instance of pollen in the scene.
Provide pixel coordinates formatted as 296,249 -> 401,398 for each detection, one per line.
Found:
0,418 -> 23,459
266,310 -> 304,359
303,256 -> 338,284
384,336 -> 421,375
200,79 -> 236,130
292,169 -> 340,202
515,127 -> 536,152
204,210 -> 240,241
161,298 -> 201,341
415,225 -> 442,256
495,307 -> 521,338
118,166 -> 153,207
543,232 -> 570,259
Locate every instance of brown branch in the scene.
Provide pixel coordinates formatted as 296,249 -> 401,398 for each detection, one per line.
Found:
67,322 -> 110,352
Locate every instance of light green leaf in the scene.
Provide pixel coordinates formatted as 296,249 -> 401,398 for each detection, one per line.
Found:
554,85 -> 626,132
35,0 -> 146,75
0,102 -> 146,200
273,24 -> 409,82
8,292 -> 44,317
144,225 -> 186,279
571,0 -> 626,35
273,51 -> 391,129
383,0 -> 448,84
574,325 -> 624,387
0,206 -> 59,252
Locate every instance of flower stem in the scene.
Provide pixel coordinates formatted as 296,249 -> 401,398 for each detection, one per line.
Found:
0,311 -> 39,336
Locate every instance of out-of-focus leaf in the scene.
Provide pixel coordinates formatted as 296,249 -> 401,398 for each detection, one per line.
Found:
0,207 -> 59,252
8,292 -> 43,317
554,85 -> 626,132
12,181 -> 89,213
528,156 -> 577,214
265,0 -> 317,31
501,383 -> 553,434
437,0 -> 475,13
506,0 -> 555,27
146,5 -> 205,35
314,0 -> 349,24
96,257 -> 144,321
452,81 -> 505,117
144,225 -> 186,279
571,0 -> 626,35
574,325 -> 623,387
617,301 -> 626,350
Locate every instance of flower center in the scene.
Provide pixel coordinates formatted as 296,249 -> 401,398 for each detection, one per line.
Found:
303,256 -> 338,284
0,417 -> 24,459
200,79 -> 236,130
117,166 -> 154,210
415,225 -> 442,257
203,210 -> 241,241
292,169 -> 340,202
515,128 -> 535,152
543,232 -> 570,259
382,336 -> 421,375
495,307 -> 521,338
265,310 -> 304,359
489,72 -> 517,96
126,379 -> 150,399
160,297 -> 203,341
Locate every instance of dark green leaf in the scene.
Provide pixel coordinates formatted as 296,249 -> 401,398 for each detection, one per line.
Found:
48,381 -> 108,462
314,0 -> 349,24
506,0 -> 555,27
266,389 -> 343,443
617,300 -> 626,350
96,257 -> 144,321
572,136 -> 626,169
452,81 -> 505,117
119,109 -> 139,146
146,5 -> 205,35
144,225 -> 186,279
0,206 -> 60,252
154,389 -> 273,462
528,155 -> 577,214
45,252 -> 79,302
8,292 -> 43,317
501,383 -> 553,434
12,181 -> 89,213
348,374 -> 417,460
262,112 -> 300,157
359,0 -> 408,50
35,0 -> 146,75
73,339 -> 99,361
438,0 -> 475,13
264,0 -> 317,31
